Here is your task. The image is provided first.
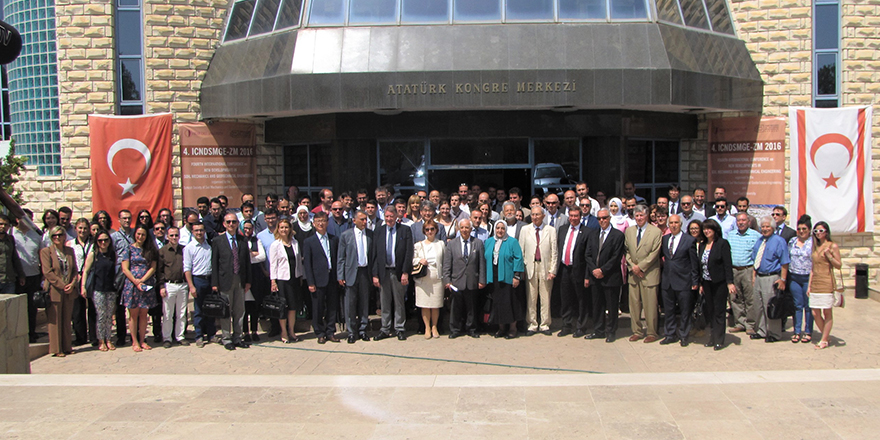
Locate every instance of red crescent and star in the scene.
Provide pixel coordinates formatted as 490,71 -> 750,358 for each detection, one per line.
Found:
809,133 -> 853,189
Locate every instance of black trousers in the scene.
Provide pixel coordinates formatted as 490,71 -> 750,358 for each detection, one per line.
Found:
662,287 -> 693,340
559,265 -> 590,332
148,290 -> 163,341
591,284 -> 620,336
702,280 -> 728,345
115,288 -> 128,344
312,283 -> 339,338
72,294 -> 97,343
17,275 -> 41,338
448,288 -> 477,334
244,300 -> 260,333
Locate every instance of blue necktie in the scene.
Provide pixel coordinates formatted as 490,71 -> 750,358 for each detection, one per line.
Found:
386,227 -> 394,266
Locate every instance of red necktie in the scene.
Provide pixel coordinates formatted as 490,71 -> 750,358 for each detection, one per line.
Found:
564,228 -> 575,265
535,228 -> 541,261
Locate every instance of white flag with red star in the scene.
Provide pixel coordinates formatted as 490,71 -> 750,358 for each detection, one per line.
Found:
789,106 -> 873,233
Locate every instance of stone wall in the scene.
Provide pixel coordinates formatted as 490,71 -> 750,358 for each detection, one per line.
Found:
0,294 -> 30,374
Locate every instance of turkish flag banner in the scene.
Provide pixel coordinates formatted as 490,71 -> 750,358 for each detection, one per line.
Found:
789,106 -> 874,233
89,113 -> 173,217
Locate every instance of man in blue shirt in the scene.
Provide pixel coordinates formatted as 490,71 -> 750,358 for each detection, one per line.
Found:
750,216 -> 790,342
727,212 -> 761,334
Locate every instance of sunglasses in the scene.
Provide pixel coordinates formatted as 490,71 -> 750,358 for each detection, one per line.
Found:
597,216 -> 610,220
97,238 -> 110,243
771,213 -> 783,217
424,228 -> 437,232
167,234 -> 179,238
154,226 -> 165,231
813,229 -> 827,234
52,233 -> 65,238
225,220 -> 239,224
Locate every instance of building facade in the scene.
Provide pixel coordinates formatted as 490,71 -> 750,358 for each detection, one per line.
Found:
4,0 -> 880,286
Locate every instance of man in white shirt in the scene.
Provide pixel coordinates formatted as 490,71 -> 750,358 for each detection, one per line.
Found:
184,222 -> 215,347
708,198 -> 737,239
692,188 -> 708,216
575,182 -> 600,216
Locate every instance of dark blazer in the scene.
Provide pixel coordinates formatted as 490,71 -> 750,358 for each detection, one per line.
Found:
40,246 -> 78,302
661,233 -> 700,291
778,224 -> 796,243
581,214 -> 600,232
557,223 -> 588,280
372,223 -> 414,282
442,236 -> 486,290
584,227 -> 625,287
302,233 -> 338,288
697,238 -> 734,285
211,232 -> 251,291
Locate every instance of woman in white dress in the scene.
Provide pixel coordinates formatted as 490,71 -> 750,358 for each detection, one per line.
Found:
414,219 -> 446,339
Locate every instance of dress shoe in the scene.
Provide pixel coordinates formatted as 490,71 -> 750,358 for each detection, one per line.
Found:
317,337 -> 327,344
573,330 -> 585,338
360,333 -> 370,342
494,330 -> 506,338
728,326 -> 746,333
328,335 -> 340,343
714,344 -> 723,351
541,330 -> 552,336
243,334 -> 252,342
177,339 -> 190,346
765,335 -> 779,343
628,334 -> 643,342
468,331 -> 480,338
397,331 -> 407,341
153,336 -> 163,344
374,332 -> 391,341
558,329 -> 572,337
448,332 -> 462,339
585,333 -> 604,340
195,338 -> 205,348
643,336 -> 659,343
659,337 -> 678,345
236,341 -> 250,349
504,332 -> 517,339
704,342 -> 714,348
525,330 -> 536,337
251,334 -> 261,342
162,341 -> 172,349
224,343 -> 236,351
750,334 -> 765,340
73,339 -> 87,346
680,338 -> 690,347
605,336 -> 615,343
347,335 -> 357,344
91,340 -> 100,347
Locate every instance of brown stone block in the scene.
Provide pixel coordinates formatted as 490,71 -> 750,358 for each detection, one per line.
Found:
152,26 -> 175,37
789,95 -> 811,105
153,4 -> 174,14
789,51 -> 811,61
177,92 -> 199,101
175,28 -> 196,37
153,47 -> 175,58
168,59 -> 191,69
146,36 -> 168,46
168,37 -> 190,48
86,49 -> 109,59
170,102 -> 191,112
194,28 -> 219,39
153,69 -> 175,79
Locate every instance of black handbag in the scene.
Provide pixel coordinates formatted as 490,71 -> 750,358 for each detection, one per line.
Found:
412,263 -> 428,278
693,293 -> 707,330
32,290 -> 50,309
766,289 -> 785,320
84,268 -> 96,295
261,292 -> 287,320
201,291 -> 230,319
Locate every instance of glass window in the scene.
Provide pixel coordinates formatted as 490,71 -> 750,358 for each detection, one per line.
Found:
558,0 -> 606,19
249,0 -> 282,35
431,138 -> 528,165
814,4 -> 838,50
349,0 -> 398,24
401,0 -> 448,23
309,0 -> 347,25
276,0 -> 304,28
610,0 -> 648,19
119,105 -> 144,115
453,0 -> 501,22
118,0 -> 139,6
284,144 -> 334,189
119,59 -> 143,101
678,0 -> 709,29
815,53 -> 836,96
379,141 -> 425,188
655,0 -> 683,24
704,0 -> 734,34
226,0 -> 256,41
626,139 -> 679,202
116,10 -> 142,55
506,0 -> 554,21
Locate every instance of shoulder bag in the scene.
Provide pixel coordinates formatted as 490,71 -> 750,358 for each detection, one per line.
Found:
201,291 -> 230,319
766,288 -> 785,320
412,242 -> 428,278
261,291 -> 287,320
831,265 -> 846,308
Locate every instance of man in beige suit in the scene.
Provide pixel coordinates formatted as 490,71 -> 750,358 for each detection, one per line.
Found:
520,207 -> 558,335
624,205 -> 662,343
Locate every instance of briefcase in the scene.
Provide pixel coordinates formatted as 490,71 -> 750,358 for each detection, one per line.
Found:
202,292 -> 230,319
261,292 -> 287,320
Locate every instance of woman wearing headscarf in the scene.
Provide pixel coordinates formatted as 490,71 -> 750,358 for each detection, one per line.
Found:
292,205 -> 315,243
607,198 -> 629,232
485,220 -> 524,339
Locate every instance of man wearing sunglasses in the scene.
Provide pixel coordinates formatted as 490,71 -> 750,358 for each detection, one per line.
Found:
772,206 -> 796,242
708,197 -> 736,239
211,213 -> 252,350
678,195 -> 705,229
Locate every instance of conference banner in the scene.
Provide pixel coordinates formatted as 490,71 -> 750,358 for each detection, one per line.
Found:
789,106 -> 874,233
89,113 -> 173,216
179,122 -> 256,209
708,116 -> 786,208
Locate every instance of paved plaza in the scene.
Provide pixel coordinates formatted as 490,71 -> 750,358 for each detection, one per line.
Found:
2,297 -> 880,439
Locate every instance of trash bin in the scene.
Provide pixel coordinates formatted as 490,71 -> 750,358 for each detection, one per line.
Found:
855,263 -> 869,299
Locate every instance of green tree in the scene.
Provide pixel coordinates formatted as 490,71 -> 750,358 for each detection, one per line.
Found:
0,139 -> 28,205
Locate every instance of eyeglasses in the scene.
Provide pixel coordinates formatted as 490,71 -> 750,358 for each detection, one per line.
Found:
545,201 -> 558,205
597,216 -> 610,220
813,229 -> 827,234
154,226 -> 165,231
139,215 -> 150,219
715,205 -> 726,209
225,220 -> 239,224
424,228 -> 437,232
97,238 -> 110,243
51,233 -> 65,238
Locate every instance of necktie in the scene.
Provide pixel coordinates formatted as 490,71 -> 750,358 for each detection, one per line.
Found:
535,228 -> 542,261
669,235 -> 675,254
231,236 -> 240,274
637,227 -> 642,246
777,226 -> 783,236
754,239 -> 766,270
599,230 -> 606,253
321,235 -> 331,267
357,231 -> 366,266
463,239 -> 469,262
386,227 -> 394,266
564,228 -> 574,266
550,215 -> 555,227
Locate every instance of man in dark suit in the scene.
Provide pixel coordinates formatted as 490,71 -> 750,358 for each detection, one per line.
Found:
583,208 -> 625,343
660,214 -> 700,345
337,211 -> 374,343
211,213 -> 251,351
578,198 -> 600,232
772,206 -> 796,242
557,206 -> 590,337
442,219 -> 486,338
372,209 -> 413,341
302,212 -> 340,344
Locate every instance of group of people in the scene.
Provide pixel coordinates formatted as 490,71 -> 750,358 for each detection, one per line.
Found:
0,181 -> 842,358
